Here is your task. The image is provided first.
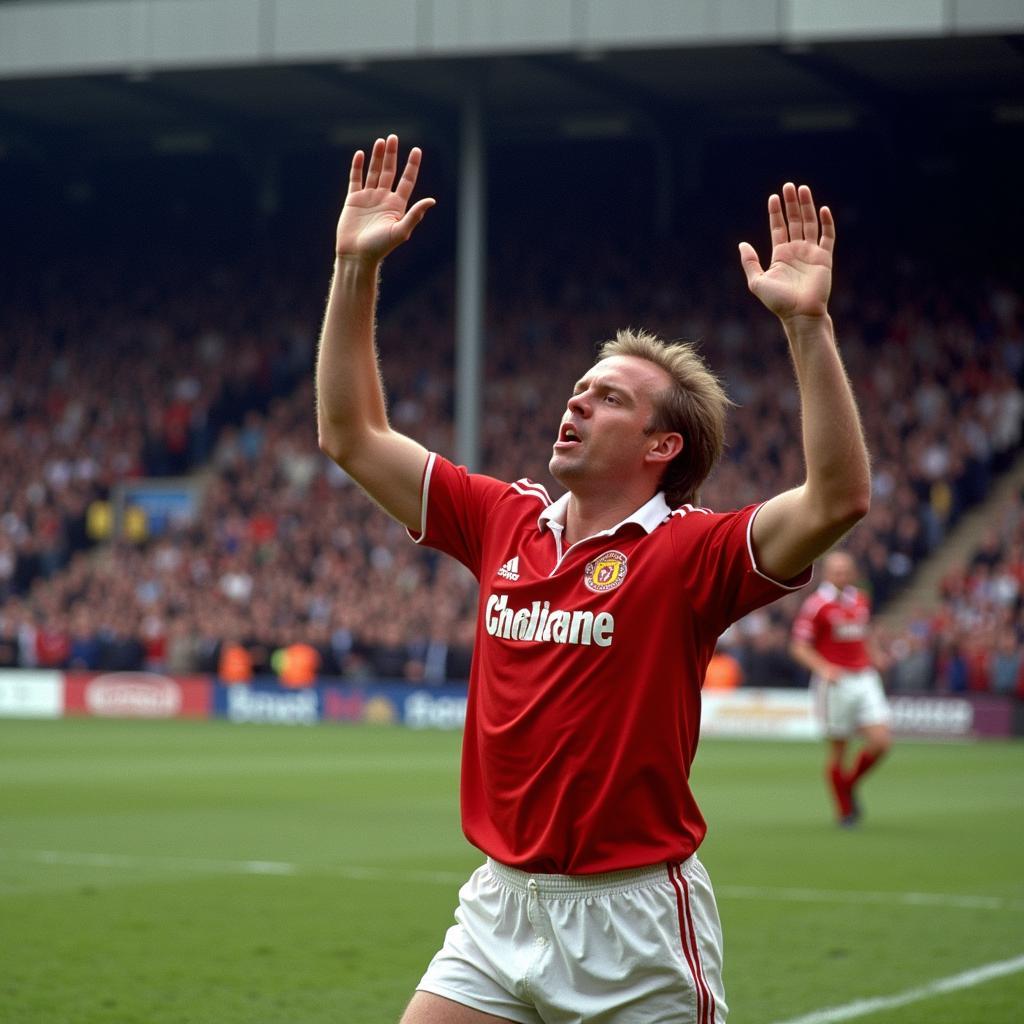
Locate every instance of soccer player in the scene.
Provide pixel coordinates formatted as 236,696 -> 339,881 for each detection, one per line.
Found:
316,135 -> 870,1023
791,551 -> 892,827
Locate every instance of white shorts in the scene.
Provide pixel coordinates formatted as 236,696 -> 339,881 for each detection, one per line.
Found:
813,667 -> 891,739
416,856 -> 727,1024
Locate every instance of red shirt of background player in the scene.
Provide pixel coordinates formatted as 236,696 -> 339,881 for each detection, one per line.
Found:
412,453 -> 809,875
792,581 -> 873,671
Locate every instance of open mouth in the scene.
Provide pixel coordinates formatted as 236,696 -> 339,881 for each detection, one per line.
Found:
554,422 -> 582,449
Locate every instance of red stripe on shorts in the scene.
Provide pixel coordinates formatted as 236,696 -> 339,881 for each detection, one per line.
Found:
679,869 -> 716,1024
667,863 -> 706,1024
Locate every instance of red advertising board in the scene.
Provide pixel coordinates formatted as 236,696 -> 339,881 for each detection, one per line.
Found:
63,672 -> 212,719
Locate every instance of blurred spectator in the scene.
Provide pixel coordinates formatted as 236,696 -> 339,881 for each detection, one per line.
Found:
274,642 -> 321,687
991,630 -> 1022,695
887,627 -> 935,693
704,650 -> 742,691
218,639 -> 253,684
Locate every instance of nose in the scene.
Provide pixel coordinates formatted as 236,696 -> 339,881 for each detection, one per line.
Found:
567,390 -> 590,416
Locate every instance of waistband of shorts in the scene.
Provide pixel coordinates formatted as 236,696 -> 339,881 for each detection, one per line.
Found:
485,855 -> 695,897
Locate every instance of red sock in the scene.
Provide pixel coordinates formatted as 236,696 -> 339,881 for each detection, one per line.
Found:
828,761 -> 853,817
848,749 -> 882,786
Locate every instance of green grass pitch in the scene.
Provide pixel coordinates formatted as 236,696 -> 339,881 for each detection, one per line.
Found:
1,718 -> 1021,1024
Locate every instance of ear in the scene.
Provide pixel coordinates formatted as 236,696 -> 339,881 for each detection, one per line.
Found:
644,432 -> 684,467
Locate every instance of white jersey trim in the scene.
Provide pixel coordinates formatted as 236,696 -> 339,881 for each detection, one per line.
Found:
511,479 -> 552,505
406,451 -> 437,545
745,501 -> 813,591
668,503 -> 711,520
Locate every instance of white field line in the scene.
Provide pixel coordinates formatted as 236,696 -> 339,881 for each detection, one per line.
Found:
770,954 -> 1024,1024
0,849 -> 466,884
716,883 -> 1018,912
2,849 -> 1023,912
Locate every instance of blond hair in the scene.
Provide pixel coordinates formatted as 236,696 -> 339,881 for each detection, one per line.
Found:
598,328 -> 730,507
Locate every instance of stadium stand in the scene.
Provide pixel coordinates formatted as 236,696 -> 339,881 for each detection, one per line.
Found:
884,488 -> 1024,696
2,225 -> 1021,687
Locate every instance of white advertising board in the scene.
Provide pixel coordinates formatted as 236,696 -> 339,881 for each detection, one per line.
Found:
0,670 -> 64,719
701,688 -> 822,740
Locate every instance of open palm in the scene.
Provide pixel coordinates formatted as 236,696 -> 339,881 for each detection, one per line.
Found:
739,183 -> 834,321
336,135 -> 434,261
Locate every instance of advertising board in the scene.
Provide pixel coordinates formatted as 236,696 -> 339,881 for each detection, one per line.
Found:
699,689 -> 1018,741
700,688 -> 821,740
63,672 -> 212,719
215,681 -> 320,725
216,681 -> 470,729
889,693 -> 1015,739
0,670 -> 64,718
320,683 -> 469,729
228,683 -> 1024,738
0,671 -> 1016,739
402,689 -> 469,730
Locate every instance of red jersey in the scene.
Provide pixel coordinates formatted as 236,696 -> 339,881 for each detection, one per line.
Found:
792,581 -> 872,670
411,454 -> 809,874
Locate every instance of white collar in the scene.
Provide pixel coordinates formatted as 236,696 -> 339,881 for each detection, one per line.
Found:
538,491 -> 672,540
819,581 -> 858,602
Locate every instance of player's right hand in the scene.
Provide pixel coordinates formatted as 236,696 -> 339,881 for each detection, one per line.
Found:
336,134 -> 435,262
737,182 -> 833,324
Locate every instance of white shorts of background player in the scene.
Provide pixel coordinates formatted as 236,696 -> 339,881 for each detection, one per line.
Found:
813,667 -> 891,739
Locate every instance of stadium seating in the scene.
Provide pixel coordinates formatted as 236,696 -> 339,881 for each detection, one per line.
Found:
884,489 -> 1024,695
1,234 -> 1021,688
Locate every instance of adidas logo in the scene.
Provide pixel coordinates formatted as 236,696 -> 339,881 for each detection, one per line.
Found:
497,556 -> 520,582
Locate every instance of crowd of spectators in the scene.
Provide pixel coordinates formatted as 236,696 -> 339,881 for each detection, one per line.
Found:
1,231 -> 1022,689
0,257 -> 317,605
880,490 -> 1024,696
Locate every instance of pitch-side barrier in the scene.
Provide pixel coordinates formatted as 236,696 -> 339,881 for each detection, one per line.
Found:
0,670 -> 1019,739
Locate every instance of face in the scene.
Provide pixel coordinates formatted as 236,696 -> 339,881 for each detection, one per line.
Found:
549,355 -> 678,496
824,552 -> 856,590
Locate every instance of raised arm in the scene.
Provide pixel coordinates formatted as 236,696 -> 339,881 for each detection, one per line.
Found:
739,184 -> 870,581
316,135 -> 436,531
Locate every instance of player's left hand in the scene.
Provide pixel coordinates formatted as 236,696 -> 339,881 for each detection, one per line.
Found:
738,182 -> 834,323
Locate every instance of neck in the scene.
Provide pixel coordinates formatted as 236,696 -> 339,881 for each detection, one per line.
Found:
564,488 -> 657,546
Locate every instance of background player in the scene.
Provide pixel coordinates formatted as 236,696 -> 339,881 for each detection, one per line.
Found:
316,135 -> 870,1023
791,550 -> 893,826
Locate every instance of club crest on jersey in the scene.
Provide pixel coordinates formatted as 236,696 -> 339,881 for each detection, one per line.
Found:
584,550 -> 628,593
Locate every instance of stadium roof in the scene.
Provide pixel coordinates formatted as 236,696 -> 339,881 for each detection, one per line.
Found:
0,34 -> 1022,162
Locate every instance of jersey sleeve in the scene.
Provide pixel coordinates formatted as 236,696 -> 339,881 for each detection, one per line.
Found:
671,502 -> 812,636
406,453 -> 509,579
